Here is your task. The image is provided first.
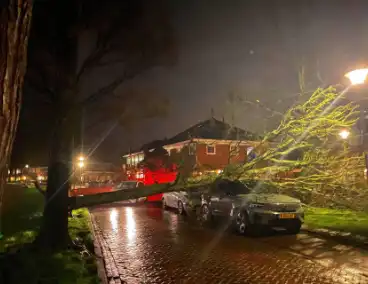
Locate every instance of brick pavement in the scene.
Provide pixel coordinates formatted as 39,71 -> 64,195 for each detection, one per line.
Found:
91,205 -> 368,284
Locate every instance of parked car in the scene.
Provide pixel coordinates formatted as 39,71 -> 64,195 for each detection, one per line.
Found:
200,179 -> 304,235
162,189 -> 203,215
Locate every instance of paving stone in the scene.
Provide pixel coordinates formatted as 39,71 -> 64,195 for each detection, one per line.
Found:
91,205 -> 368,284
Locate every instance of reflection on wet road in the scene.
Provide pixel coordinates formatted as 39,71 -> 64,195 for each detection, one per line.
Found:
91,204 -> 368,284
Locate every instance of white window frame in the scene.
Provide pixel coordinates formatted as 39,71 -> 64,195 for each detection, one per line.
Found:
206,145 -> 216,155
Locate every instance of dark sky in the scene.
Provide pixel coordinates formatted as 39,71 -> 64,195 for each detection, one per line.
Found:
13,0 -> 368,165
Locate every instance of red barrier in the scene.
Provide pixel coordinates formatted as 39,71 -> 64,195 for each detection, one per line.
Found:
147,193 -> 163,202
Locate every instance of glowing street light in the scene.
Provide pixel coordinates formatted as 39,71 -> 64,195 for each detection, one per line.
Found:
345,68 -> 368,85
78,155 -> 85,161
345,67 -> 368,183
339,129 -> 350,140
78,161 -> 85,168
25,164 -> 29,168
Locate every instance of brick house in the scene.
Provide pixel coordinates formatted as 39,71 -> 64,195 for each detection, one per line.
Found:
122,118 -> 261,175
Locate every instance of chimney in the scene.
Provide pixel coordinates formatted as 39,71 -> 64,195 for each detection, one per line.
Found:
211,108 -> 215,118
222,116 -> 225,123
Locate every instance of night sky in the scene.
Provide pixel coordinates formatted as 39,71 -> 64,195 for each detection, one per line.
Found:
12,0 -> 368,165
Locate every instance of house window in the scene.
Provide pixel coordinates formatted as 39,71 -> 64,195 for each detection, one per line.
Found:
206,145 -> 216,155
189,143 -> 196,155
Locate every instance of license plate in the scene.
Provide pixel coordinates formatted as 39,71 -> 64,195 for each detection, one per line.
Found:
279,213 -> 295,219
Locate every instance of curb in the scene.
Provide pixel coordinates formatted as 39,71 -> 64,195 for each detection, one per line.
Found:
302,225 -> 368,250
88,211 -> 109,284
89,211 -> 123,284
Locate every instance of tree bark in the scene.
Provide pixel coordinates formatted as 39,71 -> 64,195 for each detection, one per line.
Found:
0,0 -> 33,219
36,109 -> 74,249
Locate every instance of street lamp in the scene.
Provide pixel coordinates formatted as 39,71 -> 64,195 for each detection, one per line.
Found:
345,68 -> 368,85
78,161 -> 85,168
25,164 -> 29,168
345,67 -> 368,182
78,155 -> 85,161
339,129 -> 350,140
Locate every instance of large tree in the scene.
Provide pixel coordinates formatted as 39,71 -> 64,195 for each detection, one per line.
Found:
26,0 -> 175,248
0,0 -> 33,224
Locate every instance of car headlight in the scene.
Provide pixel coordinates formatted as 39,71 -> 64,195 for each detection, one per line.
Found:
249,203 -> 264,209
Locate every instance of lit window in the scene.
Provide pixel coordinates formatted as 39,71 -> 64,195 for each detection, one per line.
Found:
189,143 -> 196,155
138,154 -> 144,162
206,145 -> 216,155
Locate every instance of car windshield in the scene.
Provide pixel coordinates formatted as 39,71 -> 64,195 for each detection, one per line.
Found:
215,179 -> 251,196
227,181 -> 251,195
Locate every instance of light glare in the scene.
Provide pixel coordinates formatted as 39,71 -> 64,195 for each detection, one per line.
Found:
339,129 -> 350,140
345,69 -> 368,85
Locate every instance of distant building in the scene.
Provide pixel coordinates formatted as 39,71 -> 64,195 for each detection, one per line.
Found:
122,117 -> 261,176
78,159 -> 118,183
8,165 -> 48,182
8,158 -> 119,184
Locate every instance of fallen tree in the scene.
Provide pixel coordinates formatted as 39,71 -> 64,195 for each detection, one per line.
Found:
69,173 -> 211,209
223,87 -> 368,209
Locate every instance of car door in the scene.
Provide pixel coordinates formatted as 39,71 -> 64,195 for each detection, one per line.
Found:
209,183 -> 227,215
215,181 -> 235,217
166,192 -> 175,208
171,191 -> 181,208
217,192 -> 234,217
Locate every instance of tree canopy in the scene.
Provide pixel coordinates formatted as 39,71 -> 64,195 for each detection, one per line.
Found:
222,87 -> 367,208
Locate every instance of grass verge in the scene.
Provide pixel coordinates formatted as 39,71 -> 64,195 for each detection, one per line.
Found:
0,185 -> 98,284
305,207 -> 368,237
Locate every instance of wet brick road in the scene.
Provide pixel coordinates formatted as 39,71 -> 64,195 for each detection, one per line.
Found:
90,203 -> 368,284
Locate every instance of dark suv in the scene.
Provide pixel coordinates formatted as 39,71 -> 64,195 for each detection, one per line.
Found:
200,179 -> 304,235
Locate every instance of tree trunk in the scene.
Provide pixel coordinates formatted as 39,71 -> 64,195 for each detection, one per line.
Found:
36,113 -> 74,249
0,0 -> 33,219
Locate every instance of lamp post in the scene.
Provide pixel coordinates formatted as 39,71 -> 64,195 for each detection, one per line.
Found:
345,67 -> 368,181
77,155 -> 85,184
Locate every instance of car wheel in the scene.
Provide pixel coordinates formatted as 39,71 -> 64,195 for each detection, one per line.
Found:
285,221 -> 301,234
201,204 -> 212,223
162,198 -> 167,210
178,201 -> 185,215
235,211 -> 248,235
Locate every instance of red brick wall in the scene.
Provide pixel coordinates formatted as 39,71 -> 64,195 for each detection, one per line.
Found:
196,143 -> 248,169
230,145 -> 247,163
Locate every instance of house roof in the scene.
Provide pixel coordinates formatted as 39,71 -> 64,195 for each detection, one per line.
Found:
124,118 -> 259,156
165,117 -> 259,144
